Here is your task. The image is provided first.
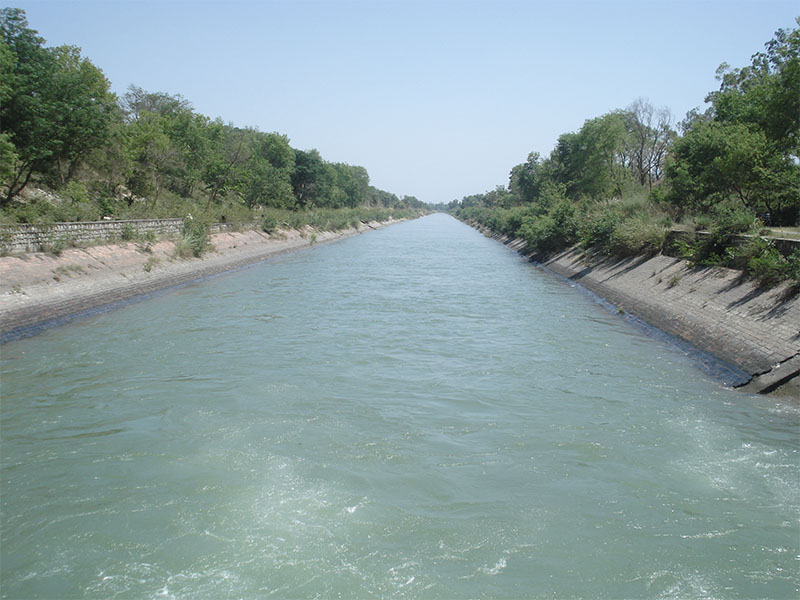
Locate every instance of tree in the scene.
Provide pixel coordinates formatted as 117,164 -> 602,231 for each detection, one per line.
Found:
0,8 -> 56,202
666,120 -> 799,216
47,45 -> 116,183
202,121 -> 250,206
332,163 -> 369,208
622,98 -> 674,189
550,112 -> 632,199
0,9 -> 114,202
240,132 -> 295,209
708,19 -> 799,159
665,22 -> 800,223
291,149 -> 335,208
124,113 -> 180,205
120,85 -> 209,198
121,85 -> 194,123
508,152 -> 552,204
0,39 -> 16,184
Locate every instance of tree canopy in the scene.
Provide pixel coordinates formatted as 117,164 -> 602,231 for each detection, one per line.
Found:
0,9 -> 415,219
451,20 -> 799,229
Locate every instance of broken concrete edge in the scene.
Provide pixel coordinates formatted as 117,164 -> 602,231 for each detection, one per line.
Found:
737,354 -> 800,395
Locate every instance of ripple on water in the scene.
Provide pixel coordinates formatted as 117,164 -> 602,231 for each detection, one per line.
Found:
1,215 -> 798,598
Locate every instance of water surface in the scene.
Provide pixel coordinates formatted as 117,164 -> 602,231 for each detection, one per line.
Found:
2,214 -> 798,598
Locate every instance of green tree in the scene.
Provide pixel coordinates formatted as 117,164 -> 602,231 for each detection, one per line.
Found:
124,113 -> 178,205
121,85 -> 208,198
550,112 -> 632,199
708,20 -> 800,159
240,132 -> 295,209
508,152 -> 551,204
47,45 -> 116,184
121,85 -> 194,123
0,39 -> 16,184
202,121 -> 250,206
622,99 -> 675,189
0,9 -> 114,202
666,120 -> 799,215
291,149 -> 335,208
332,163 -> 369,208
0,8 -> 56,202
666,22 -> 800,223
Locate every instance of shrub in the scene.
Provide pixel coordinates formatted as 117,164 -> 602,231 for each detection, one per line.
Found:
261,215 -> 278,234
176,216 -> 211,258
579,208 -> 620,252
744,241 -> 800,288
120,223 -> 136,240
44,235 -> 69,256
667,273 -> 682,288
693,214 -> 713,231
143,256 -> 160,272
609,218 -> 666,257
63,180 -> 90,204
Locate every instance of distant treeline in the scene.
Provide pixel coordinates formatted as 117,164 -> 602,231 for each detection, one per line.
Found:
0,8 -> 426,225
447,20 -> 799,286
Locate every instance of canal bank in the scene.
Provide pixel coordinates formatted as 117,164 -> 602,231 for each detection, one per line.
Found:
0,220 -> 402,342
492,232 -> 800,397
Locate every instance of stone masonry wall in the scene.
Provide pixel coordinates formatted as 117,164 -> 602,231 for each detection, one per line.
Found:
0,219 -> 185,253
0,219 -> 261,253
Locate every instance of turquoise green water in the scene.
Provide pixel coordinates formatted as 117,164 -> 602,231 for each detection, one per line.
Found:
1,214 -> 798,599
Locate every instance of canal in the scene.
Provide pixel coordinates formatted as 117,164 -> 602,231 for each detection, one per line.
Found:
1,214 -> 797,598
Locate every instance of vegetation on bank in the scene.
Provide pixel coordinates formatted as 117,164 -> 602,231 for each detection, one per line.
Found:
0,8 -> 429,234
447,20 -> 800,288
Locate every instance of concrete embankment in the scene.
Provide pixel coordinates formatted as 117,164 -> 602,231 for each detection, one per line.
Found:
0,221 -> 399,342
495,234 -> 800,398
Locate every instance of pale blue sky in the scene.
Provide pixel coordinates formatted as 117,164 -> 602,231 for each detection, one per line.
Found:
10,0 -> 799,203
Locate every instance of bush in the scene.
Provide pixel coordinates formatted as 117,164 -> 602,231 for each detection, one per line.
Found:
120,223 -> 136,241
609,218 -> 666,257
579,208 -> 620,252
261,215 -> 278,234
176,216 -> 211,258
518,199 -> 577,254
744,240 -> 800,287
63,181 -> 90,205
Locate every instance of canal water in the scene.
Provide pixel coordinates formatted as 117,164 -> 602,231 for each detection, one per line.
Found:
1,214 -> 798,598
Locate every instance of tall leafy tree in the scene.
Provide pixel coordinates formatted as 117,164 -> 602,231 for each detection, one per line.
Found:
291,149 -> 335,208
202,121 -> 250,206
622,99 -> 675,189
332,163 -> 369,208
0,8 -> 114,202
0,39 -> 16,184
666,21 -> 800,223
47,45 -> 116,183
550,112 -> 632,199
708,20 -> 800,159
508,152 -> 552,204
0,8 -> 56,203
124,113 -> 179,205
240,132 -> 295,208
